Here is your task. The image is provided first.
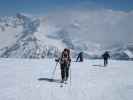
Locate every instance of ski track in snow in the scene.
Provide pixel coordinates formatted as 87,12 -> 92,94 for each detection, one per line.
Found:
0,58 -> 133,100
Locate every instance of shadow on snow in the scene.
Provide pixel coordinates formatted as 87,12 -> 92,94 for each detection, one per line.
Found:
38,78 -> 61,83
92,65 -> 105,67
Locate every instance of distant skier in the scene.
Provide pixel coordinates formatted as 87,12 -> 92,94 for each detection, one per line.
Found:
76,52 -> 84,62
102,51 -> 110,66
55,48 -> 71,83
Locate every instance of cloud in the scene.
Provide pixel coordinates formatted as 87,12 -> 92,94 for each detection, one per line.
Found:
45,9 -> 133,46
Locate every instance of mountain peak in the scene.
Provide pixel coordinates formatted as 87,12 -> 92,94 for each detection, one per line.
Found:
16,13 -> 34,19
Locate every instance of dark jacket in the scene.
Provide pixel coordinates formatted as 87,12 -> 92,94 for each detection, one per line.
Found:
55,49 -> 71,65
102,52 -> 110,59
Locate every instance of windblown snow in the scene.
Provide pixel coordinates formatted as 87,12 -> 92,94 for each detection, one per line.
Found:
0,58 -> 133,100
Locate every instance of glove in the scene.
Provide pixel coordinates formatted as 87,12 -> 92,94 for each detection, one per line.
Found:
55,59 -> 59,62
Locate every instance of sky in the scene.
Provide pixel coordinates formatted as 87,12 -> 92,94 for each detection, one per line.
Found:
0,0 -> 133,16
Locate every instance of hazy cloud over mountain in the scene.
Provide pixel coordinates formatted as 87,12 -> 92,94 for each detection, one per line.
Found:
46,9 -> 133,46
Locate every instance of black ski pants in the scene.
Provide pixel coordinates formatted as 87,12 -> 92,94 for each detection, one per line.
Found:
60,63 -> 70,81
104,58 -> 108,66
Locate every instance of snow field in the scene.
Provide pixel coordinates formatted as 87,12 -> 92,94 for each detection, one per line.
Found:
0,58 -> 133,100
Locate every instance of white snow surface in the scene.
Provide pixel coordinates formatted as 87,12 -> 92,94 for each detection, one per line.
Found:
0,58 -> 133,100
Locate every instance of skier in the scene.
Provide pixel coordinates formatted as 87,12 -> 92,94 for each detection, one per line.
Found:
102,51 -> 110,66
76,52 -> 83,62
55,48 -> 71,83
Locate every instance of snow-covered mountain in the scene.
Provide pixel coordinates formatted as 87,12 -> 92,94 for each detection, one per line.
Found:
0,13 -> 132,60
107,43 -> 133,60
0,13 -> 65,58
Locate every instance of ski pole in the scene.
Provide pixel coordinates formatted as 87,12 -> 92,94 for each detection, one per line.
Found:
51,62 -> 58,79
70,65 -> 72,87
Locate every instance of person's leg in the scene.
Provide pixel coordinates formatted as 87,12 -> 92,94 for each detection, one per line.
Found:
76,55 -> 79,62
63,64 -> 67,81
104,59 -> 106,66
66,64 -> 70,81
61,64 -> 65,81
105,59 -> 107,66
106,59 -> 108,65
79,56 -> 81,62
80,56 -> 83,62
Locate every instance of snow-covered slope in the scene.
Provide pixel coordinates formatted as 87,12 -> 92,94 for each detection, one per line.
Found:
108,43 -> 133,60
0,13 -> 64,58
0,13 -> 133,60
0,13 -> 102,59
0,58 -> 133,100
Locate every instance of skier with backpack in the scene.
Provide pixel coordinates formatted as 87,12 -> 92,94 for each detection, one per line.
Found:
102,51 -> 110,66
55,48 -> 71,83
